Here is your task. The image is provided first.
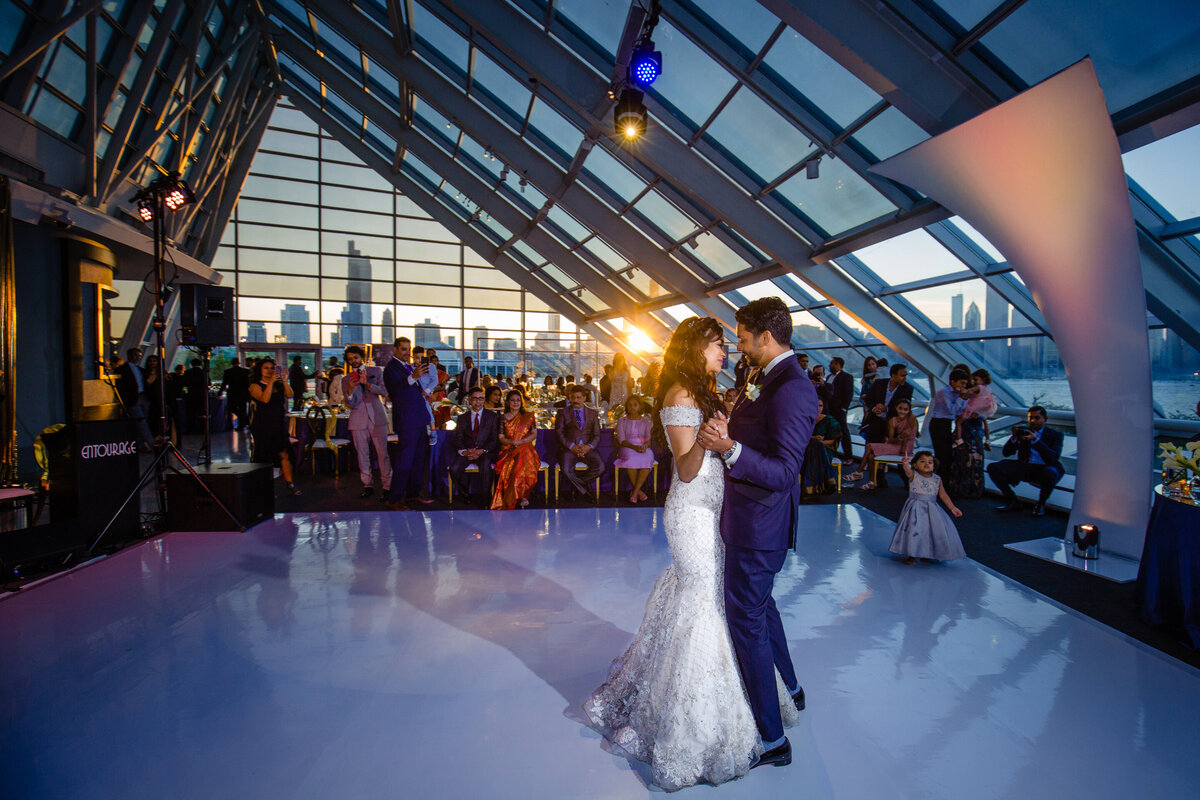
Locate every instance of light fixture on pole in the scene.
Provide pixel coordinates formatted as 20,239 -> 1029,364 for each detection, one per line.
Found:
94,172 -> 240,553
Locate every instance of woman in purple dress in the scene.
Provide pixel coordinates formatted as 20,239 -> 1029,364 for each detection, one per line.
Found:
613,394 -> 654,503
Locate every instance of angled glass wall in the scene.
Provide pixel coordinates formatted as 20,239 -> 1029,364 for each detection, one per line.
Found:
213,101 -> 616,379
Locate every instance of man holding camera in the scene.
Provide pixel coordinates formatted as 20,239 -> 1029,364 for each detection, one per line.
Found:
987,405 -> 1064,517
332,346 -> 392,499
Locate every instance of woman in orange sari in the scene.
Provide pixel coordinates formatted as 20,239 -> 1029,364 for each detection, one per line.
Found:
491,389 -> 540,509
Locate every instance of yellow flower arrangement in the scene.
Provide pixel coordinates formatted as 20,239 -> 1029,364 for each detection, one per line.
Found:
1159,441 -> 1200,481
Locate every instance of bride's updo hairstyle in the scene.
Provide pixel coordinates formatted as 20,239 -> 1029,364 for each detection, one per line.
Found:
652,316 -> 724,450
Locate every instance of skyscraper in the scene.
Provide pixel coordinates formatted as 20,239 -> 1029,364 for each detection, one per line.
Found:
964,301 -> 981,331
984,286 -> 1010,370
338,241 -> 372,345
415,318 -> 442,347
950,294 -> 964,330
246,322 -> 267,343
281,304 -> 310,343
381,309 -> 394,343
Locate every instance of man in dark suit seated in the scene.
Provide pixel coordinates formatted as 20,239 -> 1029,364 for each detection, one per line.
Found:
987,405 -> 1064,517
554,384 -> 603,501
450,387 -> 499,505
862,362 -> 913,444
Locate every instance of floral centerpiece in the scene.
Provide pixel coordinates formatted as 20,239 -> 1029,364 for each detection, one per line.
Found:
1159,441 -> 1200,498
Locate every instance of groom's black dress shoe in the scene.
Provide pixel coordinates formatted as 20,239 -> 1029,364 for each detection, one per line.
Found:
791,686 -> 806,711
751,738 -> 792,769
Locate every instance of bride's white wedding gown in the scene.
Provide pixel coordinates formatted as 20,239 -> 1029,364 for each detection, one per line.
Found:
584,405 -> 798,791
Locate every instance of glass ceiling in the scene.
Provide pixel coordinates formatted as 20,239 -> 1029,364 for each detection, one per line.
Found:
2,0 -> 1198,415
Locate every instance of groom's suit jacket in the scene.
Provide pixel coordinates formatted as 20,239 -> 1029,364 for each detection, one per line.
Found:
721,355 -> 818,551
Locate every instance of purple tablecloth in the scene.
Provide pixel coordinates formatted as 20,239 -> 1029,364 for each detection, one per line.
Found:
1137,491 -> 1200,647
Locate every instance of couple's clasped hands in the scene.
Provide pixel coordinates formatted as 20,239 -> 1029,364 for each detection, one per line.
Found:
697,411 -> 734,452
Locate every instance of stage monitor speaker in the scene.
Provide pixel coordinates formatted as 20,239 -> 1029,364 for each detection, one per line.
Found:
165,463 -> 274,531
180,284 -> 236,347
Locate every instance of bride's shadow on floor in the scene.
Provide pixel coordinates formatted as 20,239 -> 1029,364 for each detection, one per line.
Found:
380,513 -> 662,788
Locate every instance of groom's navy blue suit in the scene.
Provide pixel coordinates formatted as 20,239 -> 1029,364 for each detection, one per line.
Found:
721,354 -> 817,743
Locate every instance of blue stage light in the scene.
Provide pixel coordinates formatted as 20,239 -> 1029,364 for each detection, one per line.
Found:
628,46 -> 662,86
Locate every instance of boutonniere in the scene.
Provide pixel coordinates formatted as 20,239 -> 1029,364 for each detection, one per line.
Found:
744,384 -> 761,402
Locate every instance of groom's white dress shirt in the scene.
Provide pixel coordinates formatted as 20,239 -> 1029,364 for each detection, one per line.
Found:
722,349 -> 794,468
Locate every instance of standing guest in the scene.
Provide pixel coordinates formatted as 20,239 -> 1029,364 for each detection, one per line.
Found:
825,356 -> 855,462
456,356 -> 480,403
599,364 -> 613,405
800,396 -> 841,496
182,358 -> 207,434
862,363 -> 912,445
497,374 -> 511,390
384,337 -> 434,510
925,369 -> 970,484
613,394 -> 654,503
116,347 -> 153,447
609,353 -> 631,408
848,398 -> 919,489
555,384 -> 604,501
484,385 -> 504,410
734,352 -> 752,390
143,355 -> 166,440
797,352 -> 810,376
428,354 -> 453,430
491,389 -> 540,509
859,356 -> 879,409
987,406 -> 1064,517
218,358 -> 251,430
722,386 -> 739,415
450,387 -> 499,505
288,356 -> 310,411
640,362 -> 662,401
579,373 -> 599,404
889,451 -> 964,565
951,368 -> 997,497
331,345 -> 391,500
555,375 -> 567,395
248,358 -> 300,496
165,363 -> 185,444
809,364 -> 831,408
407,347 -> 440,496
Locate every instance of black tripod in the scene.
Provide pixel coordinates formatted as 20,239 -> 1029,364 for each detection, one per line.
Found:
90,174 -> 241,554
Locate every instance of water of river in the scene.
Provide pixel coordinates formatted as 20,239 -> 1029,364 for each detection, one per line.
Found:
1004,379 -> 1199,419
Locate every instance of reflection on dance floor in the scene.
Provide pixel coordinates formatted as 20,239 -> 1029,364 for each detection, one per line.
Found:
2,506 -> 1198,799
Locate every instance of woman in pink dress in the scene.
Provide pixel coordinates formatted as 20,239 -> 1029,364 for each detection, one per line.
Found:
847,398 -> 919,489
613,394 -> 654,503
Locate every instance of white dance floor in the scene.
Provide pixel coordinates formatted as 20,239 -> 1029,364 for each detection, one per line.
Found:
3,505 -> 1198,799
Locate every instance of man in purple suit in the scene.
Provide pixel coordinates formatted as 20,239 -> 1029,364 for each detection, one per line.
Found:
699,297 -> 817,769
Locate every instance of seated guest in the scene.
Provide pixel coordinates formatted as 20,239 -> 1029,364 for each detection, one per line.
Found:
862,362 -> 913,445
987,405 -> 1064,517
491,389 -> 540,509
484,385 -> 504,411
848,398 -> 919,489
555,384 -> 603,502
450,387 -> 499,505
800,396 -> 841,496
613,394 -> 654,503
722,386 -> 739,415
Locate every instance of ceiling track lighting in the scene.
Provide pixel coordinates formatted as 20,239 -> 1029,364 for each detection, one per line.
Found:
629,42 -> 662,87
806,157 -> 821,180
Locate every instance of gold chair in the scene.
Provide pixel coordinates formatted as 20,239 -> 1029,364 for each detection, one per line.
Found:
613,461 -> 659,500
303,407 -> 351,475
555,462 -> 600,502
872,455 -> 906,486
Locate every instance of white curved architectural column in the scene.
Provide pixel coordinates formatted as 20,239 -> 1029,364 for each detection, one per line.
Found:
871,59 -> 1152,558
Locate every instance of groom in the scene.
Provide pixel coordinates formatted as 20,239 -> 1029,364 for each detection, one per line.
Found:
699,297 -> 817,769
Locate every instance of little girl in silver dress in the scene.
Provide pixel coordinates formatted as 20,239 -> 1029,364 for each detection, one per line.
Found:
889,451 -> 965,564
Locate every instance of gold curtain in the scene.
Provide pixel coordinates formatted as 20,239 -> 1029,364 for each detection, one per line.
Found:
0,176 -> 15,481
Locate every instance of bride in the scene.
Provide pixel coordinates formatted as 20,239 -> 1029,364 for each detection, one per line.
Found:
584,317 -> 798,791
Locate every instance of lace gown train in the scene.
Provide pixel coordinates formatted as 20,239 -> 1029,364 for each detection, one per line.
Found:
584,405 -> 798,791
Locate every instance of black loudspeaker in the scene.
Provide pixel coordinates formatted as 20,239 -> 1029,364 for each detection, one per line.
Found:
165,463 -> 274,531
180,284 -> 236,347
44,419 -> 141,547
